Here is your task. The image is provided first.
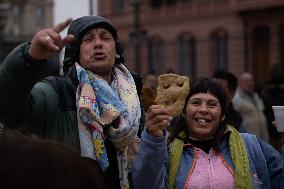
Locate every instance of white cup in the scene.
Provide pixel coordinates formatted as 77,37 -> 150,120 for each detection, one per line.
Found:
272,106 -> 284,132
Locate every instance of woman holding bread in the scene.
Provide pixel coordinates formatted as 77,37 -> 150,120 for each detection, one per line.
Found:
132,78 -> 284,189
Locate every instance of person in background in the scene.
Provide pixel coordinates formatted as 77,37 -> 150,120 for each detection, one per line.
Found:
262,63 -> 284,153
132,78 -> 284,189
233,72 -> 269,142
212,70 -> 246,132
0,122 -> 106,189
140,70 -> 158,112
0,16 -> 144,189
143,70 -> 158,95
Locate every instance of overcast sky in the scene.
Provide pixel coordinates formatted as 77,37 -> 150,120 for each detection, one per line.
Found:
53,0 -> 97,35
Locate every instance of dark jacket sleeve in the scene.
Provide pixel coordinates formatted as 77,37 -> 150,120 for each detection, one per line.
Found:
0,43 -> 47,128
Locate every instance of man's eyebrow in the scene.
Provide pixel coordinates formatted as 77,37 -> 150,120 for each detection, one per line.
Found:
83,30 -> 93,37
100,30 -> 111,35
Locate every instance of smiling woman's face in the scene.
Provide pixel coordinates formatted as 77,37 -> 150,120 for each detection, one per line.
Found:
184,92 -> 224,140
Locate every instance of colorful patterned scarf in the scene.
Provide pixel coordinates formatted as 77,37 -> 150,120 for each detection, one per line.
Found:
168,125 -> 252,189
75,63 -> 141,189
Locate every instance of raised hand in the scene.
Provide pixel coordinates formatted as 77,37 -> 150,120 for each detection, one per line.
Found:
146,105 -> 172,137
28,18 -> 75,60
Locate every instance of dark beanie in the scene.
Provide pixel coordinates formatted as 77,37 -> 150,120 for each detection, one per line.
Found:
63,16 -> 125,74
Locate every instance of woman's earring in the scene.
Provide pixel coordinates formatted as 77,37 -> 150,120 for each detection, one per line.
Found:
115,54 -> 120,58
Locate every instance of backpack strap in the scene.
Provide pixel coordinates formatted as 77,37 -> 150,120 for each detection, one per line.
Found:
130,71 -> 143,97
42,76 -> 76,112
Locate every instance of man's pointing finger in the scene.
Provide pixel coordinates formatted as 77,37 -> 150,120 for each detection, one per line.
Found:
53,18 -> 73,33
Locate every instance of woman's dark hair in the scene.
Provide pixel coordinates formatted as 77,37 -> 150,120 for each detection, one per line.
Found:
168,78 -> 227,142
183,78 -> 226,115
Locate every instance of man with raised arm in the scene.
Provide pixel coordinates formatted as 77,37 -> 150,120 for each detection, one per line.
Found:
0,16 -> 144,189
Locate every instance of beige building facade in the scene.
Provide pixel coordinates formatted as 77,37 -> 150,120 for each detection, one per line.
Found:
98,0 -> 284,86
0,0 -> 53,62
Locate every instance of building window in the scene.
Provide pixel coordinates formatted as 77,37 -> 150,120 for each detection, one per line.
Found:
177,34 -> 196,77
36,6 -> 45,30
114,0 -> 124,13
252,25 -> 270,84
13,6 -> 22,35
212,30 -> 228,71
165,0 -> 177,5
196,0 -> 211,6
0,3 -> 9,34
148,37 -> 164,73
279,24 -> 284,65
150,0 -> 163,8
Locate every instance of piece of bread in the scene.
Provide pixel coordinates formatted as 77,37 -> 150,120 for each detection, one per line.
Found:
154,73 -> 190,117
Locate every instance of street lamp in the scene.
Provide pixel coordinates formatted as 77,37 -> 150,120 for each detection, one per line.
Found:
131,0 -> 142,73
0,2 -> 10,62
0,3 -> 9,34
89,0 -> 93,15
